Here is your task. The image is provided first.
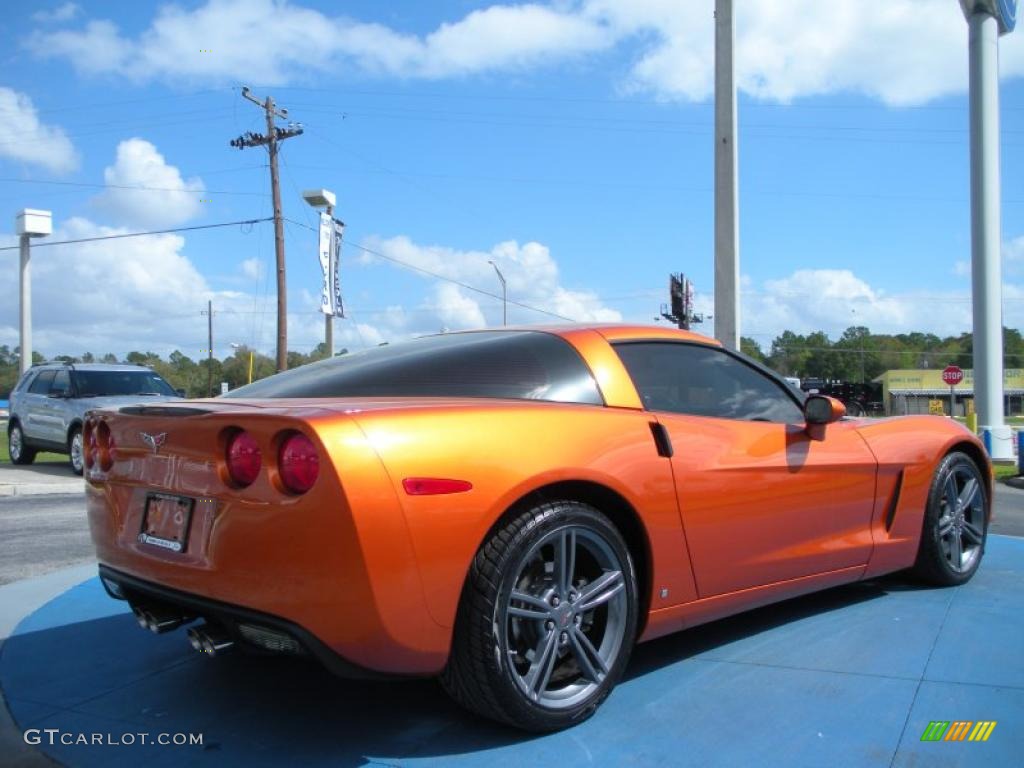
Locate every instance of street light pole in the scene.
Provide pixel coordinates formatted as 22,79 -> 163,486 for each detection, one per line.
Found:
489,261 -> 507,326
714,0 -> 740,351
302,188 -> 339,357
15,209 -> 52,375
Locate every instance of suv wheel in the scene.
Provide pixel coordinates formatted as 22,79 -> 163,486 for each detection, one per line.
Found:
68,427 -> 84,475
8,423 -> 38,465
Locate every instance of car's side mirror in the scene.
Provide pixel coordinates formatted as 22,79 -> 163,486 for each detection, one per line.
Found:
175,389 -> 186,398
804,395 -> 845,440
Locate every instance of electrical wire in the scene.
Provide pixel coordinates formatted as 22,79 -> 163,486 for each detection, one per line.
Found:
0,217 -> 273,251
0,177 -> 268,197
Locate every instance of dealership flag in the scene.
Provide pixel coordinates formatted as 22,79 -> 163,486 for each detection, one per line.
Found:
318,212 -> 345,317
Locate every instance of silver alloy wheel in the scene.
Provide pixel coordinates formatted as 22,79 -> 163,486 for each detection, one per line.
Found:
503,525 -> 628,710
9,426 -> 22,462
69,431 -> 84,473
937,463 -> 985,573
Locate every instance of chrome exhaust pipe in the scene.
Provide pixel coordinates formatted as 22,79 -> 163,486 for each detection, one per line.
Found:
130,605 -> 188,634
186,624 -> 234,656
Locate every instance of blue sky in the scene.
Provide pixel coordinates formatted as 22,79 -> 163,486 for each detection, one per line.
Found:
1,0 -> 1023,359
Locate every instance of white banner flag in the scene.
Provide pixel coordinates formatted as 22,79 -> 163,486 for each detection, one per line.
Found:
318,213 -> 345,317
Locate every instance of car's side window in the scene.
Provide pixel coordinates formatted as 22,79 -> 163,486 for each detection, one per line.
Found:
27,370 -> 55,395
614,342 -> 805,424
51,370 -> 71,396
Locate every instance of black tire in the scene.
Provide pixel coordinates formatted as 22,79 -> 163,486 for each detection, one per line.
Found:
7,422 -> 37,465
441,500 -> 638,732
68,426 -> 84,475
845,401 -> 865,417
911,451 -> 989,586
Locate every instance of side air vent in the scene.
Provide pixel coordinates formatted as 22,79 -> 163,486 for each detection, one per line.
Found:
884,470 -> 905,532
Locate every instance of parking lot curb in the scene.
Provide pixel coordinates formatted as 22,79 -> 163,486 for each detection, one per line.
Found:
0,482 -> 84,497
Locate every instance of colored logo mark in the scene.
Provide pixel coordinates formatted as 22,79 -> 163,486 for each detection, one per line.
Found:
920,721 -> 996,742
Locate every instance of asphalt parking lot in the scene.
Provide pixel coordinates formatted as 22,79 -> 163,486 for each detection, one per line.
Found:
0,472 -> 1022,767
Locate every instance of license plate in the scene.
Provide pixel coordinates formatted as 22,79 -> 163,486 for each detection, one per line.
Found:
139,493 -> 194,553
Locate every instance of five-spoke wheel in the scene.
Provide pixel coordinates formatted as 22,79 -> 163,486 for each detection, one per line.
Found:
912,451 -> 989,585
442,500 -> 637,731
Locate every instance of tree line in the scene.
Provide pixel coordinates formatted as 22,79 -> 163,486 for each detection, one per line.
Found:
741,326 -> 1024,383
1,325 -> 1022,398
0,343 -> 337,399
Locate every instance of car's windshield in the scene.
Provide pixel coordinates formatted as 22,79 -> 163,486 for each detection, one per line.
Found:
72,370 -> 177,397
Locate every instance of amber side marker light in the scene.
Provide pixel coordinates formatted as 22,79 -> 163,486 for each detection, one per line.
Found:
402,478 -> 473,496
278,432 -> 319,494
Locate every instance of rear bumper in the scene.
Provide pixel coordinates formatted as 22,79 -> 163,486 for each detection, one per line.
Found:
99,565 -> 402,679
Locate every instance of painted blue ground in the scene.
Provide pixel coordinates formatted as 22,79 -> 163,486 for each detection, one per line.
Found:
3,536 -> 1022,768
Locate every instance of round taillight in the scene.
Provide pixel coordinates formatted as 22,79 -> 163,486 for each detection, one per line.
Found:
97,421 -> 114,471
278,432 -> 319,494
83,421 -> 95,469
226,430 -> 262,487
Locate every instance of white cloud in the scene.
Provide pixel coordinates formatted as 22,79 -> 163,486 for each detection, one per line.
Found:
93,139 -> 205,228
0,216 -> 389,359
732,267 -> 1024,342
240,257 -> 262,280
360,235 -> 622,326
0,87 -> 78,173
26,0 -> 1024,105
28,0 -> 612,85
31,3 -> 80,23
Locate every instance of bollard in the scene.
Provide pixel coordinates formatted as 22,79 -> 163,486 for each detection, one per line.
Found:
966,413 -> 978,434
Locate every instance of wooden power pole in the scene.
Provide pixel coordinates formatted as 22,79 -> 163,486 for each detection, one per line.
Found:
230,87 -> 303,372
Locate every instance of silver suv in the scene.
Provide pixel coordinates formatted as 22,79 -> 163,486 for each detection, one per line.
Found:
7,363 -> 183,475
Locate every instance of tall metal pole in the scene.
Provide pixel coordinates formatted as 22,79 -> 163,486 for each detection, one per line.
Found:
714,0 -> 740,350
968,9 -> 1013,458
325,201 -> 335,357
265,97 -> 289,373
18,235 -> 31,375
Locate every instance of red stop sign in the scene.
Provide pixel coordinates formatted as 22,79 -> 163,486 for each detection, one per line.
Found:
942,365 -> 964,386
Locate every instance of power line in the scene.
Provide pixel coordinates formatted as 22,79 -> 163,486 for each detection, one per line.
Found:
0,217 -> 272,251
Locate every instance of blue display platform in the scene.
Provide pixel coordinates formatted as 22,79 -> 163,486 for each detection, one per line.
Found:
3,536 -> 1022,768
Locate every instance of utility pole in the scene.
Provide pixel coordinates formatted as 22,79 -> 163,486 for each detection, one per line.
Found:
714,0 -> 740,350
230,87 -> 303,372
661,274 -> 704,330
201,301 -> 215,397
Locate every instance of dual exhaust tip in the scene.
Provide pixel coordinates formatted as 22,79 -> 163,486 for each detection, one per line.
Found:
130,605 -> 234,656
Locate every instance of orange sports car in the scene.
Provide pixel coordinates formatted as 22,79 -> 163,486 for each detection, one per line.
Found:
85,325 -> 992,731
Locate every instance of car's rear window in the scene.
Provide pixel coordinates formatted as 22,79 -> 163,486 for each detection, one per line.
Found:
72,370 -> 178,397
224,331 -> 603,404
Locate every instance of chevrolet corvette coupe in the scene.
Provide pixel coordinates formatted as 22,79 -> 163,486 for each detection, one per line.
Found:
85,325 -> 992,731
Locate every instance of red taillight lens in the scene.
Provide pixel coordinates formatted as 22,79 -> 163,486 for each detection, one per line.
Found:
278,432 -> 319,494
96,421 -> 114,471
83,421 -> 95,469
226,430 -> 262,487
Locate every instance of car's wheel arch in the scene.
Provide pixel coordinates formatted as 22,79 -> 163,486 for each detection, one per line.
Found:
67,419 -> 83,443
484,479 -> 653,637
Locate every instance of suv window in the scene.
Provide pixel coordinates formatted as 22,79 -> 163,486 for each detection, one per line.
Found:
225,331 -> 604,405
51,370 -> 71,396
28,370 -> 56,394
71,370 -> 177,397
614,342 -> 804,424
